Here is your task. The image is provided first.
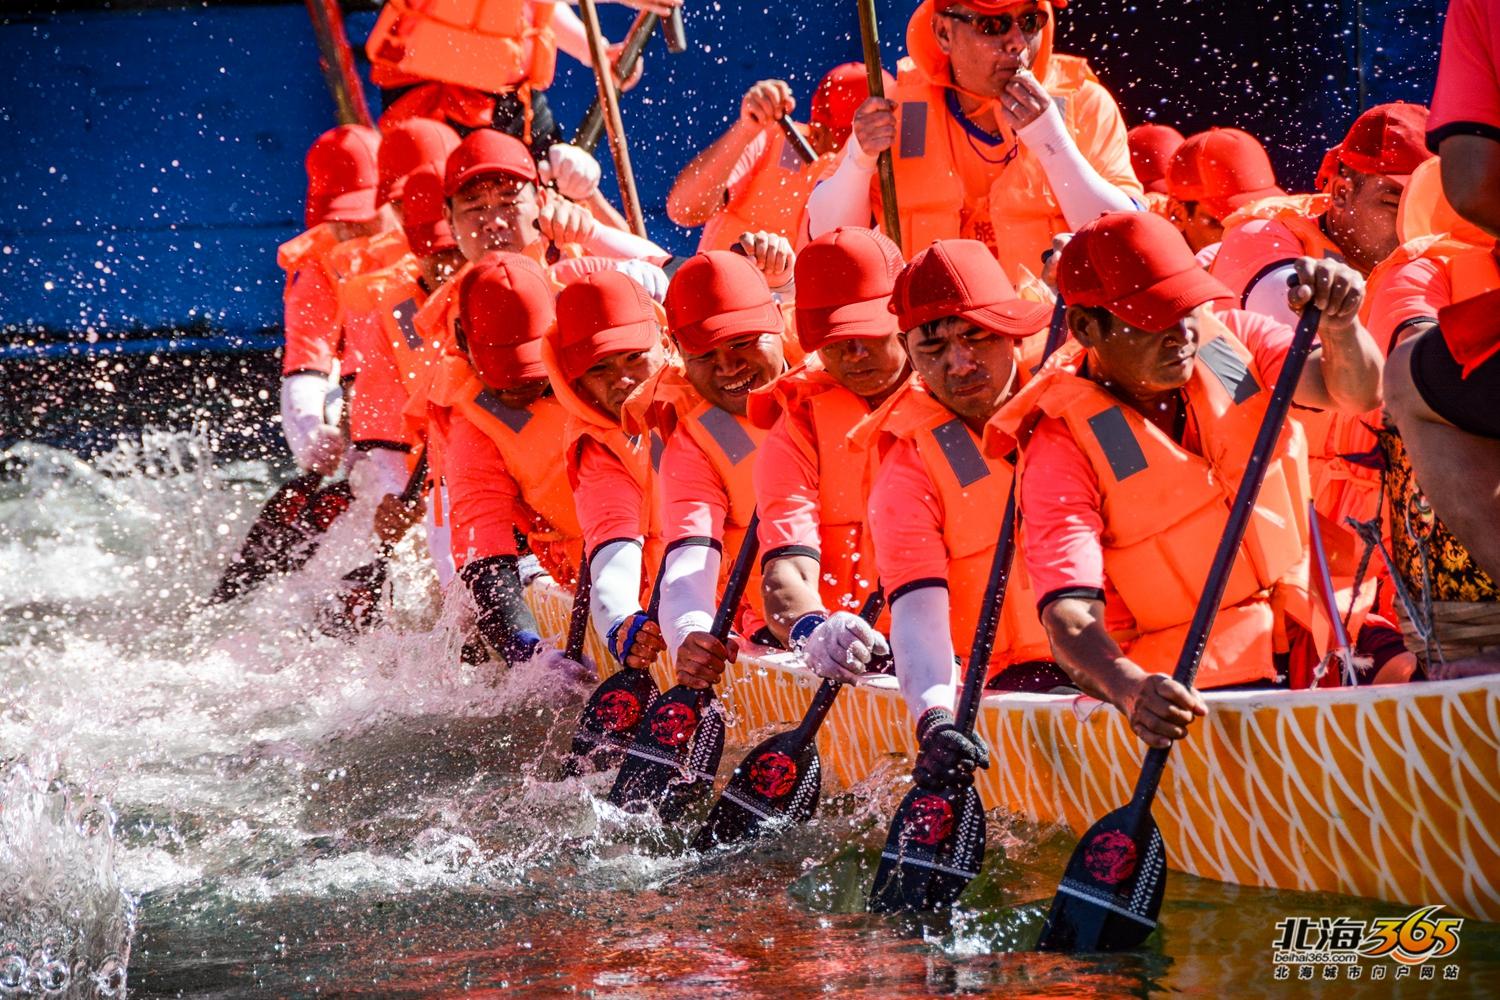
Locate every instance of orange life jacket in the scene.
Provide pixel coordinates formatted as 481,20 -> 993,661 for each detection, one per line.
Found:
625,365 -> 768,634
699,123 -> 837,254
366,0 -> 557,96
887,53 -> 1106,284
999,316 -> 1313,686
747,361 -> 882,619
426,351 -> 582,583
277,223 -> 343,281
342,257 -> 435,391
863,381 -> 1052,671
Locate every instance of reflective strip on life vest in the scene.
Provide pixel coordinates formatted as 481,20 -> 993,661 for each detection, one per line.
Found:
900,103 -> 927,159
650,430 -> 665,472
474,390 -> 533,433
697,408 -> 756,465
1087,408 -> 1148,482
1198,337 -> 1261,405
930,418 -> 989,488
392,297 -> 423,350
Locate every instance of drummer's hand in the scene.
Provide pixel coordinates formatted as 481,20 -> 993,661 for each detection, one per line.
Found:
852,97 -> 897,158
999,70 -> 1054,132
1121,671 -> 1207,748
1289,257 -> 1365,337
1040,232 -> 1073,292
741,79 -> 795,128
538,196 -> 599,247
674,631 -> 739,690
737,230 -> 795,288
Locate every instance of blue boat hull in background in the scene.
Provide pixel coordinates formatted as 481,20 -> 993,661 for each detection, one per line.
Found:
0,0 -> 1443,356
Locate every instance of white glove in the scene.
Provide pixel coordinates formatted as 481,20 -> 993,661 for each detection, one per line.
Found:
542,143 -> 602,201
611,258 -> 670,302
797,611 -> 891,683
516,552 -> 552,588
280,373 -> 346,475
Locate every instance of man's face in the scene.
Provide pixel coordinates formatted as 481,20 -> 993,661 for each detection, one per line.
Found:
1072,303 -> 1208,397
448,175 -> 541,261
1169,199 -> 1225,253
902,317 -> 1019,424
817,332 -> 908,401
1327,168 -> 1404,269
681,333 -> 785,416
495,377 -> 550,411
577,342 -> 666,422
932,1 -> 1047,99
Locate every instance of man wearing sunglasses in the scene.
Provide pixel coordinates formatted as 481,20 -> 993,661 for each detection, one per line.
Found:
805,0 -> 1142,287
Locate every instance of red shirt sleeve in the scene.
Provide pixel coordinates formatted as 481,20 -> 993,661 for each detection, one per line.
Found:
282,264 -> 340,376
344,307 -> 411,447
1366,256 -> 1449,352
574,438 -> 647,552
1216,307 -> 1298,388
1429,0 -> 1500,146
867,438 -> 950,598
1208,220 -> 1303,305
445,412 -> 522,568
752,411 -> 822,559
659,429 -> 730,546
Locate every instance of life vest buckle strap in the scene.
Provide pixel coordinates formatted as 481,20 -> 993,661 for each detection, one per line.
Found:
1197,337 -> 1261,405
931,418 -> 990,488
1086,407 -> 1149,482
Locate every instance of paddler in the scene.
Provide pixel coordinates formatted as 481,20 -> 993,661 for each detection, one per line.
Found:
642,241 -> 796,690
1165,127 -> 1285,258
1127,122 -> 1184,217
860,239 -> 1060,791
665,64 -> 889,253
426,252 -> 587,671
805,0 -> 1143,285
746,227 -> 908,673
989,212 -> 1383,747
544,270 -> 671,669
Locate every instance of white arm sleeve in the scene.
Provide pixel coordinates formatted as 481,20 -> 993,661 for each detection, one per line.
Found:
1243,263 -> 1302,328
659,543 -> 722,658
348,446 -> 410,503
424,484 -> 456,588
804,133 -> 878,238
1016,103 -> 1138,228
542,3 -> 591,66
589,539 -> 647,637
280,372 -> 338,469
890,587 -> 960,724
582,223 -> 670,264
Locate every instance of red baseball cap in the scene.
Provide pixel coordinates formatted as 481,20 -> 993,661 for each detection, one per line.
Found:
1058,211 -> 1234,332
444,129 -> 540,198
810,63 -> 895,133
552,269 -> 663,381
1128,123 -> 1185,195
378,118 -> 460,205
1169,128 -> 1284,218
794,228 -> 904,352
399,165 -> 456,258
664,251 -> 783,356
458,251 -> 555,391
1320,102 -> 1432,189
304,124 -> 380,229
890,239 -> 1051,337
936,1 -> 1069,12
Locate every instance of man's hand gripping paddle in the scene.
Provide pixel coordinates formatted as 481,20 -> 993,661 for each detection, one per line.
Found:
607,512 -> 761,821
867,297 -> 1069,915
1035,305 -> 1322,953
558,570 -> 662,779
692,588 -> 887,850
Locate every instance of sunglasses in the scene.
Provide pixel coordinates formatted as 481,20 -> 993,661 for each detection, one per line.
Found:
941,7 -> 1050,37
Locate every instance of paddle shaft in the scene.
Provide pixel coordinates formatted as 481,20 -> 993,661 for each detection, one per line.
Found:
577,0 -> 649,237
566,555 -> 593,663
787,587 -> 887,747
1125,305 -> 1322,820
574,11 -> 658,153
778,117 -> 818,165
952,297 -> 1068,733
711,511 -> 761,642
856,0 -> 901,246
662,6 -> 688,53
303,0 -> 373,127
1308,499 -> 1354,654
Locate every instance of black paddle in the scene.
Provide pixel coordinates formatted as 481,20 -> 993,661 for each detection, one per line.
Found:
662,6 -> 688,53
559,574 -> 664,779
564,553 -> 593,663
574,11 -> 659,154
209,472 -> 353,604
316,450 -> 428,638
1035,304 -> 1322,953
692,587 -> 886,850
778,116 -> 817,165
868,297 -> 1070,914
607,512 -> 761,821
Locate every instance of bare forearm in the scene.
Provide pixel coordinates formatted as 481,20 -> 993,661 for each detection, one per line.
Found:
666,120 -> 762,226
1043,598 -> 1145,709
1317,324 -> 1384,413
761,554 -> 824,643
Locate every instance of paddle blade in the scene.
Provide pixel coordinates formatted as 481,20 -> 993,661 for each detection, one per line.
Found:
1035,806 -> 1166,953
558,666 -> 659,778
314,559 -> 388,639
606,685 -> 724,822
209,472 -> 323,603
691,731 -> 821,850
868,784 -> 986,914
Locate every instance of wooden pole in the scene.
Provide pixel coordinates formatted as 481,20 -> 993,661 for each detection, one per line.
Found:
574,11 -> 658,153
304,0 -> 373,127
856,0 -> 901,247
577,0 -> 649,238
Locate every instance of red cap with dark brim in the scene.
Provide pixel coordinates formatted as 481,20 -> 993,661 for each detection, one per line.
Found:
664,251 -> 783,356
444,129 -> 539,199
794,227 -> 904,352
399,165 -> 457,258
1058,211 -> 1235,332
890,238 -> 1052,337
458,251 -> 555,391
553,269 -> 663,381
1328,101 -> 1433,186
305,124 -> 381,229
